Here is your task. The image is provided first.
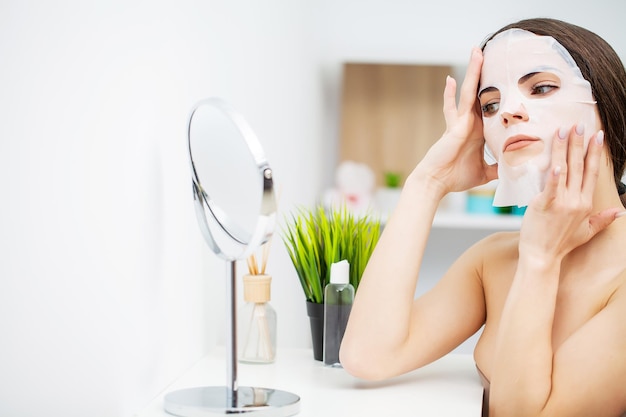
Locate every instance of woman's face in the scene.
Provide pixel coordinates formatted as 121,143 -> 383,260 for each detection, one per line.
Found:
479,29 -> 599,207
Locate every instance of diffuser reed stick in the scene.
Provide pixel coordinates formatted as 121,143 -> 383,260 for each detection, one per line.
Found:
248,184 -> 281,275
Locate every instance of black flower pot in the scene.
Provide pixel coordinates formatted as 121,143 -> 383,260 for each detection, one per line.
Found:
306,301 -> 324,361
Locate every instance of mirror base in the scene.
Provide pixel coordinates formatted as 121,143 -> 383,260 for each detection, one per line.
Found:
164,386 -> 300,417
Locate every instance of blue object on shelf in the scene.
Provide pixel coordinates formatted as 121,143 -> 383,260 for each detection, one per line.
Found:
466,194 -> 497,214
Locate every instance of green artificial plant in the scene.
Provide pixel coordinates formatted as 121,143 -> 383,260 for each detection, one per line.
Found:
282,204 -> 381,304
383,171 -> 402,188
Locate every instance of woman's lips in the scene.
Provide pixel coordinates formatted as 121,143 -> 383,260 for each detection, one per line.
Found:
503,135 -> 540,152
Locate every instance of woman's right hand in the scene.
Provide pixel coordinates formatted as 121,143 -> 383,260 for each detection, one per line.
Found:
411,48 -> 498,196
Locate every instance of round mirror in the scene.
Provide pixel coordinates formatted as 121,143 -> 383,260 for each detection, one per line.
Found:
188,97 -> 276,261
168,98 -> 299,417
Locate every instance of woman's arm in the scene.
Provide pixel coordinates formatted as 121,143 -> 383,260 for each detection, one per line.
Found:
340,176 -> 488,380
340,48 -> 497,380
489,126 -> 623,416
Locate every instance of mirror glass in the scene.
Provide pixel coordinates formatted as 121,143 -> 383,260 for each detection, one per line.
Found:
188,97 -> 275,260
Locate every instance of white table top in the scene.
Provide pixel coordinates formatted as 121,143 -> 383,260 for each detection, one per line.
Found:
136,348 -> 483,417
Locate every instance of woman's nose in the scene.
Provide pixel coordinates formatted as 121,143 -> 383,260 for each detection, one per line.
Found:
500,105 -> 529,127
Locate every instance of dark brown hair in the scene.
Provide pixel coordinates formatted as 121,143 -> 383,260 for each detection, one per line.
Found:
482,18 -> 626,207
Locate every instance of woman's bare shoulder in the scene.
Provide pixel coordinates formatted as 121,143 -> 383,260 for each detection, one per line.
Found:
445,230 -> 520,285
467,230 -> 520,259
454,231 -> 521,289
608,268 -> 626,304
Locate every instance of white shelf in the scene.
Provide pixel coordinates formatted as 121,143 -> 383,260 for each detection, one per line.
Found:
136,348 -> 482,417
432,212 -> 522,230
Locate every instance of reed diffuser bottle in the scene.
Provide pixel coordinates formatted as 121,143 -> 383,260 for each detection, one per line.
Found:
238,274 -> 276,363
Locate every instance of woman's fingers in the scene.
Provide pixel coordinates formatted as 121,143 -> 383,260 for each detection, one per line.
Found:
458,48 -> 483,114
524,127 -> 614,260
442,75 -> 458,127
554,127 -> 570,191
589,207 -> 622,235
540,126 -> 605,211
443,48 -> 483,127
567,124 -> 586,191
423,47 -> 493,193
539,127 -> 569,206
581,130 -> 604,197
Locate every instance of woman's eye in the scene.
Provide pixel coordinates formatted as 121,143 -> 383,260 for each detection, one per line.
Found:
531,84 -> 558,95
481,101 -> 500,116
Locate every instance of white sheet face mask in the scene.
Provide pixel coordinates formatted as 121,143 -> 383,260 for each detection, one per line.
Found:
479,29 -> 599,207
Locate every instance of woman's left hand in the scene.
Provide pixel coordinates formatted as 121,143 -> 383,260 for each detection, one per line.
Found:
519,125 -> 621,263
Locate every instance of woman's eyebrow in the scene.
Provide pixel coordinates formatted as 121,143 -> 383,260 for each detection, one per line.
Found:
518,72 -> 538,84
478,86 -> 498,99
479,71 -> 548,98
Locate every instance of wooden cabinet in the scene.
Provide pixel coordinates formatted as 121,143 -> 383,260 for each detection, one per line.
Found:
339,63 -> 451,186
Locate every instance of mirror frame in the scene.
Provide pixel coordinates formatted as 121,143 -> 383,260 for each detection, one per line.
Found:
187,97 -> 276,261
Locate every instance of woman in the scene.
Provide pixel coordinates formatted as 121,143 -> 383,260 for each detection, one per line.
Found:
340,18 -> 626,416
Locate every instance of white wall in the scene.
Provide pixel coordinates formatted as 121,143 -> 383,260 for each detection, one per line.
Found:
0,1 -> 319,416
1,1 -> 625,416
